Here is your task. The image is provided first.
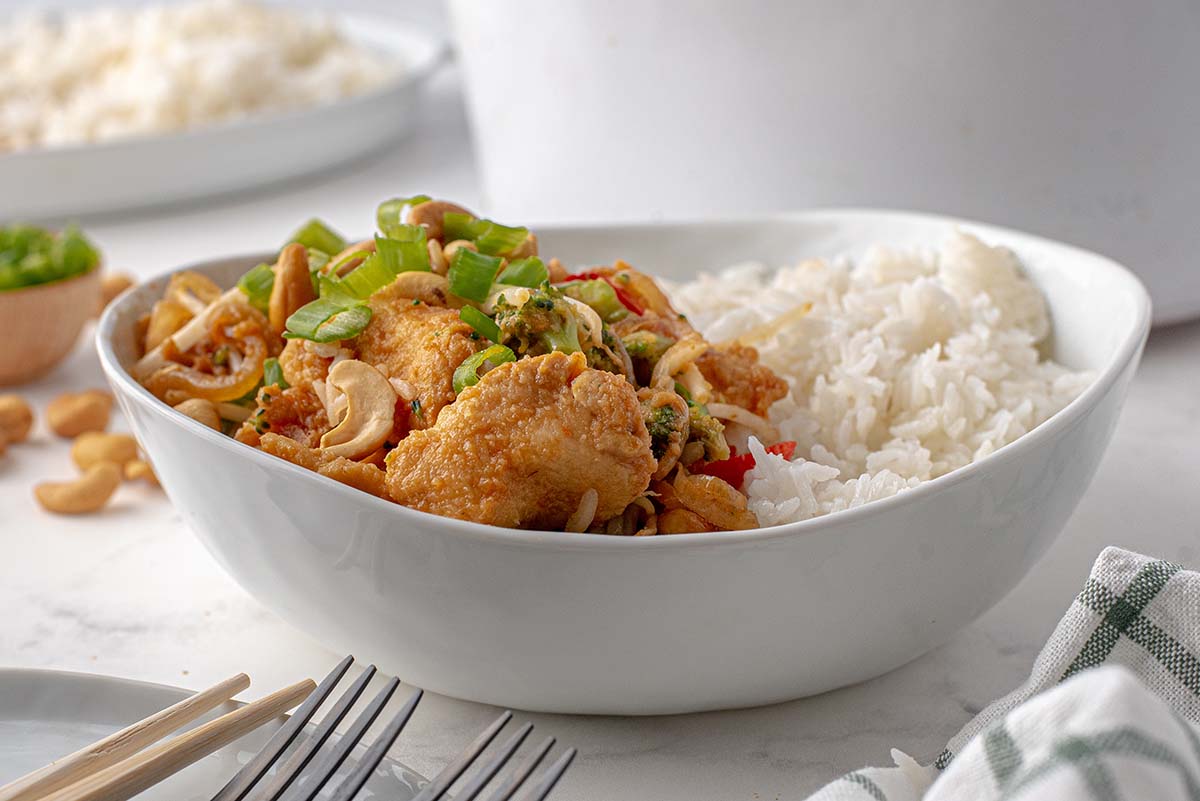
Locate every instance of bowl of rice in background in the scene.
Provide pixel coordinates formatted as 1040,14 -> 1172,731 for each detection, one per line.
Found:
99,209 -> 1151,714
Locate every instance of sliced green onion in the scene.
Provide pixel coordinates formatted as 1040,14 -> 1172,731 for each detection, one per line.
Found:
284,299 -> 372,343
459,306 -> 501,343
335,232 -> 430,300
442,212 -> 530,256
452,345 -> 516,393
447,248 -> 503,303
323,247 -> 371,276
236,263 -> 275,314
377,195 -> 432,238
559,279 -> 627,322
307,249 -> 331,274
0,225 -> 100,291
286,219 -> 346,256
372,230 -> 429,273
496,257 -> 548,288
263,357 -> 289,389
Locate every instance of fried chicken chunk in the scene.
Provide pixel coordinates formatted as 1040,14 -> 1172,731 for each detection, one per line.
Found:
235,385 -> 330,448
258,433 -> 387,497
695,343 -> 788,418
353,293 -> 484,428
385,351 -> 656,529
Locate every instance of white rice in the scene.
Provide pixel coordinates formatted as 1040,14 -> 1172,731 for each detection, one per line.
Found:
667,231 -> 1094,525
0,0 -> 399,152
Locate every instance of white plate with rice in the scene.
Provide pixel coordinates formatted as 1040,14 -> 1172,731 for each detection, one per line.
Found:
0,0 -> 445,220
99,209 -> 1150,713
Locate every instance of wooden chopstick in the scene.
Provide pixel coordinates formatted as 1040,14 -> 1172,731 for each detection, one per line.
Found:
41,678 -> 317,801
0,673 -> 251,801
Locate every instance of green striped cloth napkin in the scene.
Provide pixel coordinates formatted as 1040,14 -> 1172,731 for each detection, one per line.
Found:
808,547 -> 1200,800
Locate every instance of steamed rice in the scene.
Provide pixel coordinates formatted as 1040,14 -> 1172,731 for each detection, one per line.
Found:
668,231 -> 1093,525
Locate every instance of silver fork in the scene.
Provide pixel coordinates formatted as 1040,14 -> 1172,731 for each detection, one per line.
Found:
210,656 -> 575,801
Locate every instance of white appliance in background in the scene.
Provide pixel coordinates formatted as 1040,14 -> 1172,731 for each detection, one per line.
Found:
449,0 -> 1200,325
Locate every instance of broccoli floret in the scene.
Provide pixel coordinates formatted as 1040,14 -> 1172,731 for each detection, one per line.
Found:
493,287 -> 581,355
688,407 -> 729,461
646,405 -> 680,459
622,330 -> 674,361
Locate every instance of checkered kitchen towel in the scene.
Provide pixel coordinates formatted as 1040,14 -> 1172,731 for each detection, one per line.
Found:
808,547 -> 1200,800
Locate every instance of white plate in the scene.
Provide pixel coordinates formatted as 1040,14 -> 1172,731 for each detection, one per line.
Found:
0,668 -> 426,800
0,13 -> 445,221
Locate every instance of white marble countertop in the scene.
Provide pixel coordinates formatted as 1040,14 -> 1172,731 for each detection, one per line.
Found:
2,69 -> 1199,801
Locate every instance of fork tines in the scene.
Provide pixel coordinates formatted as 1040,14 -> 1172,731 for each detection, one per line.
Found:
212,656 -> 574,801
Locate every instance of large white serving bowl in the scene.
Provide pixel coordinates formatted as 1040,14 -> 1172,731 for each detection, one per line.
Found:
97,211 -> 1150,715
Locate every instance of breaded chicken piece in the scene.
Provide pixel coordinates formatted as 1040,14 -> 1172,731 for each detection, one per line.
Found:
277,338 -> 334,388
258,433 -> 387,498
695,344 -> 788,418
353,293 -> 484,429
614,313 -> 787,417
235,385 -> 330,448
385,351 -> 656,529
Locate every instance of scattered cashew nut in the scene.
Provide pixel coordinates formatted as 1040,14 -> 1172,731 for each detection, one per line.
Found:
406,200 -> 474,242
124,459 -> 159,487
46,390 -> 113,438
96,273 -> 134,315
173,398 -> 221,431
269,243 -> 317,336
71,432 -> 139,471
441,239 -> 478,262
0,394 -> 34,443
388,272 -> 462,308
35,463 -> 122,515
319,360 -> 397,459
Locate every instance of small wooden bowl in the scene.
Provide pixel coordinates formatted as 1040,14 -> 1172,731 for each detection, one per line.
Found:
0,267 -> 101,385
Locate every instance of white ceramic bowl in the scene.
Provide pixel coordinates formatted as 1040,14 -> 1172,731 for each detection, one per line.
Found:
97,211 -> 1150,714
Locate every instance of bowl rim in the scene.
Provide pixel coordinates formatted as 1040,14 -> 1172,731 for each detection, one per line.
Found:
97,207 -> 1152,552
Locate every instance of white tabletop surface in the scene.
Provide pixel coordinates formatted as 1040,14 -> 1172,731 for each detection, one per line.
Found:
2,69 -> 1199,801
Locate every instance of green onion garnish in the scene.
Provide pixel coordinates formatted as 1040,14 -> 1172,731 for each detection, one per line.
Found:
496,257 -> 548,288
459,306 -> 501,343
284,299 -> 372,343
263,357 -> 289,389
452,345 -> 516,393
447,248 -> 503,303
442,213 -> 530,256
286,219 -> 346,256
236,263 -> 275,314
376,195 -> 432,239
0,225 -> 100,292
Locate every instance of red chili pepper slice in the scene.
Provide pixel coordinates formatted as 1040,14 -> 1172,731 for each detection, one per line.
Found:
692,441 -> 798,489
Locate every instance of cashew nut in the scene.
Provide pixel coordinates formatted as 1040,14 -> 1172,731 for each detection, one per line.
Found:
406,200 -> 474,242
71,432 -> 139,471
326,239 -> 376,277
0,394 -> 34,443
507,232 -> 539,259
441,239 -> 478,262
319,360 -> 397,459
388,272 -> 462,308
35,463 -> 122,515
427,239 -> 447,275
173,398 -> 221,430
269,243 -> 316,336
46,390 -> 113,438
124,459 -> 159,487
96,273 -> 134,315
